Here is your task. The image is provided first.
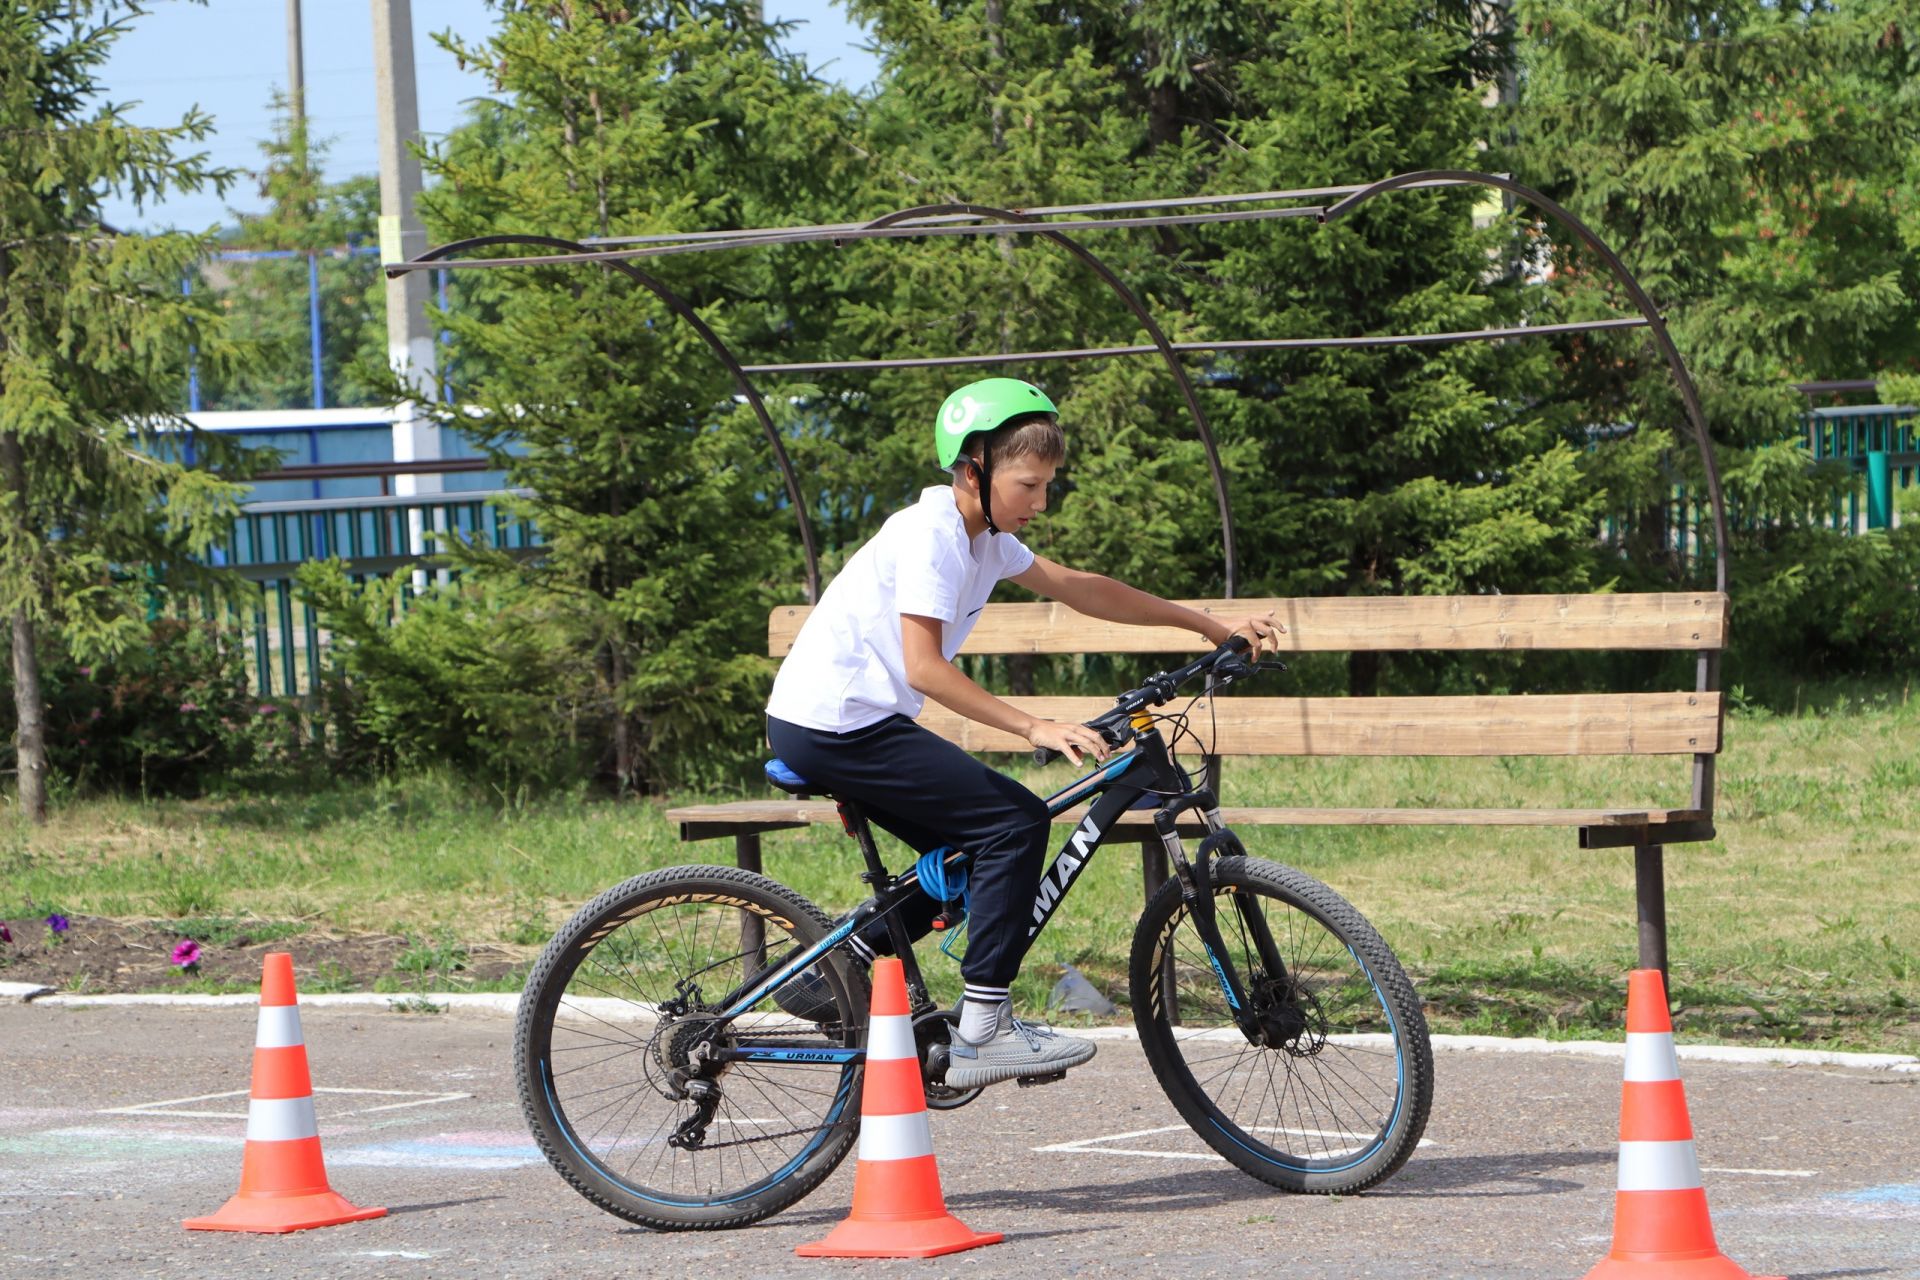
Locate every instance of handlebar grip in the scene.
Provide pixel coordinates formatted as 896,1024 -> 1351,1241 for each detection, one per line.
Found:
1032,747 -> 1060,766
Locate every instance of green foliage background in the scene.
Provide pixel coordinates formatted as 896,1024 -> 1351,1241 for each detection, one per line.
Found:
13,0 -> 1919,797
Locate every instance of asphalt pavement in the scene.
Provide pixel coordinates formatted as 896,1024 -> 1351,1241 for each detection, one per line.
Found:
1,999 -> 1915,1279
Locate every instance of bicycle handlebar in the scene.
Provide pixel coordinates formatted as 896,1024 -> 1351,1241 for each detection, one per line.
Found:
1029,636 -> 1273,766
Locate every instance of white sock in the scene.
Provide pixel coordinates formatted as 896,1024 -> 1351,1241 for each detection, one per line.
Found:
959,985 -> 1010,1042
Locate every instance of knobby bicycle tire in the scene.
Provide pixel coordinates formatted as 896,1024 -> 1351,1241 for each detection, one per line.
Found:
515,865 -> 870,1230
1130,853 -> 1433,1194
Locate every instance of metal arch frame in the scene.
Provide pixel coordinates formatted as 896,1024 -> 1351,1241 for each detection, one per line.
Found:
857,202 -> 1238,597
1324,169 -> 1732,596
403,232 -> 822,601
387,171 -> 1739,610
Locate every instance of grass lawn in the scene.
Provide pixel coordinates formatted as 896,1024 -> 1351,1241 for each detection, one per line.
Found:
4,688 -> 1916,1053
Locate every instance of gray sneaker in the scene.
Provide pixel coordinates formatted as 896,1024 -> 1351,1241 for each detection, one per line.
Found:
943,1005 -> 1096,1089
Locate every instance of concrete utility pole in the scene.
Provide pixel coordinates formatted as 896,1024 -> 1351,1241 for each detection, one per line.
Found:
371,0 -> 443,508
286,0 -> 305,165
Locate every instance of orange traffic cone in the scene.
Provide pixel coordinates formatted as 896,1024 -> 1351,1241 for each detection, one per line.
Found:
796,957 -> 1001,1259
183,953 -> 386,1233
1581,970 -> 1781,1279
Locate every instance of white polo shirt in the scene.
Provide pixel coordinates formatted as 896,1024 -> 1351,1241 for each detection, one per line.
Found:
767,486 -> 1035,732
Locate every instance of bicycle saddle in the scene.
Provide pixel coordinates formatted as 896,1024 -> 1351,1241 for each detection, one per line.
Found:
763,758 -> 816,797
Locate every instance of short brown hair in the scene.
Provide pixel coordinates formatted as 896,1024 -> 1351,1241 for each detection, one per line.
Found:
953,412 -> 1065,474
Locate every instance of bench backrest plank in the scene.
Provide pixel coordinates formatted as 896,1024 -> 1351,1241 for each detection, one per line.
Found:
917,692 -> 1721,757
769,592 -> 1729,657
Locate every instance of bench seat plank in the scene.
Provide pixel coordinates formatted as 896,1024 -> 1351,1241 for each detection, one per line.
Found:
769,592 -> 1729,656
914,692 -> 1721,756
667,799 -> 1708,836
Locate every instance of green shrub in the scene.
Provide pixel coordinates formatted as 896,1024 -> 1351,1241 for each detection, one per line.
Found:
296,561 -> 596,790
19,616 -> 294,796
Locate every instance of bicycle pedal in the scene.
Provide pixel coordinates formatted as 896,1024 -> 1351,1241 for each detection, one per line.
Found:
1014,1071 -> 1067,1088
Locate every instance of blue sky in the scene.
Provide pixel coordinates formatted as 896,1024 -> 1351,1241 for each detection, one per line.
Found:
98,0 -> 880,233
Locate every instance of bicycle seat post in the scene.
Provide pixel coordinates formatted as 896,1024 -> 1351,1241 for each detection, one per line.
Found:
835,798 -> 934,1012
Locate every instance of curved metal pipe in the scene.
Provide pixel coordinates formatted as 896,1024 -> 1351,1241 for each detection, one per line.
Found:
1323,170 -> 1731,595
399,233 -> 821,601
859,203 -> 1239,598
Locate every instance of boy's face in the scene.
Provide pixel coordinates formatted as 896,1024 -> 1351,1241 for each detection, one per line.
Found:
986,454 -> 1057,532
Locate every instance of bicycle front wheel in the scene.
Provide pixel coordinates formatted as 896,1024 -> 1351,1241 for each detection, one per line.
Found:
515,865 -> 870,1230
1130,853 -> 1433,1194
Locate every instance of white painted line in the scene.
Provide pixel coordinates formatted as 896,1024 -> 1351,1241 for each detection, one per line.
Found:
0,982 -> 54,1002
100,1087 -> 469,1120
1701,1167 -> 1817,1178
1035,1122 -> 1433,1163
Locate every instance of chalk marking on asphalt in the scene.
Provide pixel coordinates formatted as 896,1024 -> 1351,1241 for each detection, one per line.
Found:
100,1087 -> 469,1121
1035,1123 -> 1434,1162
1700,1166 -> 1816,1178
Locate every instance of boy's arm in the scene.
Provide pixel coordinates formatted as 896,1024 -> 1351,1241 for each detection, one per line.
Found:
901,613 -> 1110,764
1010,555 -> 1279,647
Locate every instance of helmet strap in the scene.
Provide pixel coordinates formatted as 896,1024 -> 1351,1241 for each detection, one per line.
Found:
966,453 -> 1002,536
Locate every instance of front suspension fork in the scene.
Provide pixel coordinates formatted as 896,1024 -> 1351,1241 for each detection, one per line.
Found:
1154,796 -> 1284,1043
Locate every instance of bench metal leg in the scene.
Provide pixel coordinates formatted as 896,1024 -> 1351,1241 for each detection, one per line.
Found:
737,833 -> 765,967
1634,843 -> 1668,981
1143,844 -> 1180,1026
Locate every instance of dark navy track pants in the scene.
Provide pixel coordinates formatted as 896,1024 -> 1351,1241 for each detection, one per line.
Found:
765,714 -> 1052,988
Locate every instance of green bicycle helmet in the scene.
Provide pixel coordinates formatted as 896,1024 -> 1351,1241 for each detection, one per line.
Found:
934,377 -> 1057,469
934,378 -> 1058,537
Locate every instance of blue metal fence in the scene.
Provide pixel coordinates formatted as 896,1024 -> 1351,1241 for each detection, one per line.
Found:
217,489 -> 541,699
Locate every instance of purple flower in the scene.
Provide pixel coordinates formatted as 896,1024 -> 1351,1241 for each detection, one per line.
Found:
0,921 -> 11,944
45,914 -> 69,935
89,707 -> 102,721
179,701 -> 200,713
171,939 -> 202,969
257,704 -> 278,716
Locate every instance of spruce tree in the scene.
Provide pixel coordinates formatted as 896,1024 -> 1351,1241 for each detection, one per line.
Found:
199,94 -> 385,410
416,1 -> 863,790
843,1 -> 1585,694
1508,0 -> 1920,667
0,0 -> 251,820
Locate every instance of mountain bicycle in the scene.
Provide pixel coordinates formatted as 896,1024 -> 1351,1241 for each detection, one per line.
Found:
513,636 -> 1434,1230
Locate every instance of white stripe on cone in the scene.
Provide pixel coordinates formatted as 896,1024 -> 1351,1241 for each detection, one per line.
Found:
1624,1031 -> 1681,1082
856,1110 -> 934,1162
255,1005 -> 305,1049
868,1012 -> 915,1062
247,1095 -> 320,1143
1618,1139 -> 1704,1191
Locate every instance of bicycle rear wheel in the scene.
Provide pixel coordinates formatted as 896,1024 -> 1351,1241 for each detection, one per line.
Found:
515,865 -> 870,1230
1130,852 -> 1432,1194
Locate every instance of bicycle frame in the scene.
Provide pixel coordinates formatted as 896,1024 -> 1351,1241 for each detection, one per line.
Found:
712,717 -> 1286,1067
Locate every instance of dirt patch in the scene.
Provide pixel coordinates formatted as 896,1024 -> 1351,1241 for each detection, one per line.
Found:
0,914 -> 531,995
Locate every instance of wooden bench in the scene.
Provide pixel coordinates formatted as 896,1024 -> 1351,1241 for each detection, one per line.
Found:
666,591 -> 1729,972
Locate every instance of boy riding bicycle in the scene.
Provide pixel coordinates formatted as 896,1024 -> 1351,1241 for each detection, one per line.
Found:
765,377 -> 1279,1089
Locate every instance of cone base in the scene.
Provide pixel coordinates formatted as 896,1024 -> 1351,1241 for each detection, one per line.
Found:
795,1213 -> 1002,1259
1582,1251 -> 1783,1280
183,1190 -> 387,1234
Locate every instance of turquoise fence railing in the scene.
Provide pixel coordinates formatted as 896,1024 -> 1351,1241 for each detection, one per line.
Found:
1804,404 -> 1918,531
214,489 -> 540,699
1603,403 -> 1916,566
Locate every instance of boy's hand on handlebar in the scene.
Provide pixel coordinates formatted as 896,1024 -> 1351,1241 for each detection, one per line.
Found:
1223,610 -> 1285,655
1025,718 -> 1111,766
